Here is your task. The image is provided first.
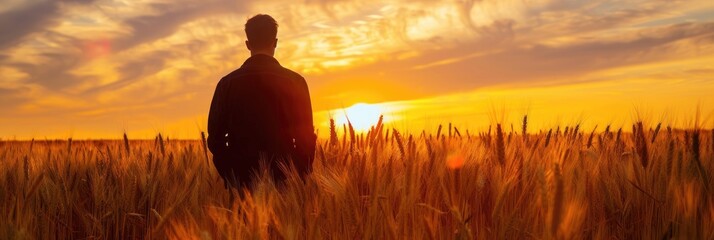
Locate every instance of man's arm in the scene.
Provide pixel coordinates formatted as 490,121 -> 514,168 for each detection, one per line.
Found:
293,77 -> 316,175
207,78 -> 228,157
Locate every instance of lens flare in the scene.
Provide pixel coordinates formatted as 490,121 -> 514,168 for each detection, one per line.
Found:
446,152 -> 465,169
83,39 -> 112,58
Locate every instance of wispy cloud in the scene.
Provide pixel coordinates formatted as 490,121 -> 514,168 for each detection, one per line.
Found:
0,0 -> 713,138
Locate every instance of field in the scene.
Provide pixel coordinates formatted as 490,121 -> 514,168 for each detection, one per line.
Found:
1,117 -> 712,239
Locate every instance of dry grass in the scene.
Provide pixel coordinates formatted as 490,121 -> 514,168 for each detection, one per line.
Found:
1,117 -> 712,239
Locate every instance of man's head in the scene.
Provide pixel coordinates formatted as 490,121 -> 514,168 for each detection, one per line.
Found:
245,14 -> 278,56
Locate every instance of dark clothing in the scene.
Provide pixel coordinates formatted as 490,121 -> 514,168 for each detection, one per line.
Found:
207,54 -> 316,189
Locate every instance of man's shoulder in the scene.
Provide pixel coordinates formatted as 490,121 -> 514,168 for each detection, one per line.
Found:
222,68 -> 247,80
216,67 -> 252,87
218,64 -> 306,88
221,65 -> 302,79
280,67 -> 306,82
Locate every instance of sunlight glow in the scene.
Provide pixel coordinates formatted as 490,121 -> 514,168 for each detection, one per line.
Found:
335,103 -> 385,132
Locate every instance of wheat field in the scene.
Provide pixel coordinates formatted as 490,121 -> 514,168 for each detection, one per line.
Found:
1,117 -> 712,239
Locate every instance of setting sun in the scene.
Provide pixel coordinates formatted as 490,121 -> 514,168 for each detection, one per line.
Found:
335,103 -> 385,132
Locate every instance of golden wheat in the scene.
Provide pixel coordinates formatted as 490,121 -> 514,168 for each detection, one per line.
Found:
0,117 -> 712,239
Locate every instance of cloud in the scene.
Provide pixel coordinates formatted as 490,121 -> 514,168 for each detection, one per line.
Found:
80,50 -> 173,94
1,0 -> 714,138
0,0 -> 249,114
303,19 -> 714,109
10,55 -> 87,90
0,86 -> 29,115
0,0 -> 97,50
113,0 -> 248,51
0,1 -> 56,49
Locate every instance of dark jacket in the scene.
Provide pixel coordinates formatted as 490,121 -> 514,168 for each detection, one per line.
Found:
207,54 -> 316,188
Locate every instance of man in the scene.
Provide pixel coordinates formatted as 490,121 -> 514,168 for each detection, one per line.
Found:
207,14 -> 316,190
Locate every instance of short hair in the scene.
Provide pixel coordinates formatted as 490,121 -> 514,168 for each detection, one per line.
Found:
245,14 -> 278,50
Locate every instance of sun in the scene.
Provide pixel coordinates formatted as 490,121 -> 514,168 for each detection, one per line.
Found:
336,103 -> 384,132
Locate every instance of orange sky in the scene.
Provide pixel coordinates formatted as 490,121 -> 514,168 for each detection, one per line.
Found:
1,0 -> 713,139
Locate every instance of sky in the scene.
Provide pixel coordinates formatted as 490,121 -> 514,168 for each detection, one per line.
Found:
1,0 -> 713,139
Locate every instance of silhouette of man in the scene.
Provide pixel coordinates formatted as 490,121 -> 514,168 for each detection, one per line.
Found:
207,14 -> 316,190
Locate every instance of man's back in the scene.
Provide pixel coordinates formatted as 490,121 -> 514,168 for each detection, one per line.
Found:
207,54 -> 315,189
